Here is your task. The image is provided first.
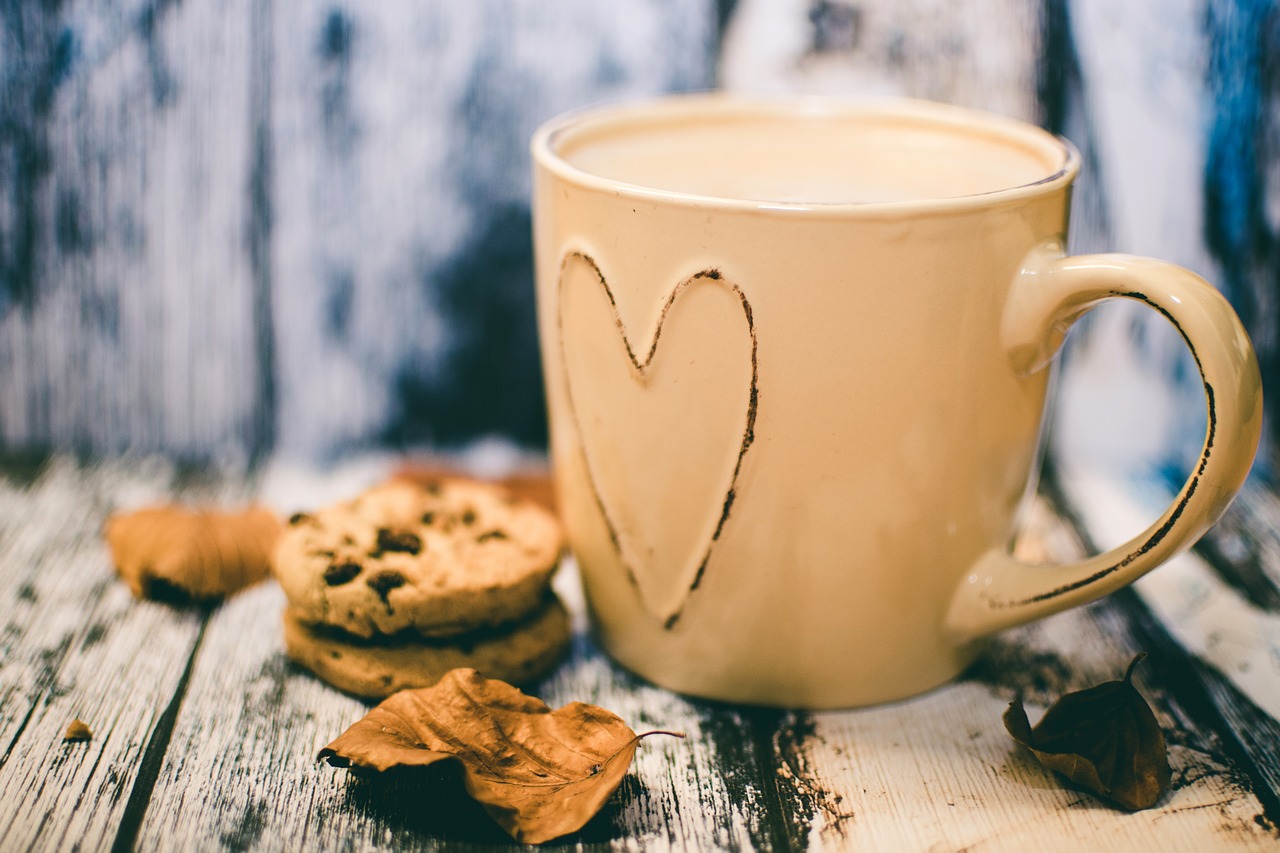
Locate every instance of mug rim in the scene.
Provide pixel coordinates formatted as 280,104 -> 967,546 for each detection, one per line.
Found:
531,92 -> 1080,216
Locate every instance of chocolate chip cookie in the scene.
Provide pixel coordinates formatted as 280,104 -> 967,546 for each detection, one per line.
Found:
273,479 -> 564,638
283,594 -> 571,699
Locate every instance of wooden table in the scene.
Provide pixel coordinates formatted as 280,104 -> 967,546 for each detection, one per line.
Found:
2,453 -> 1278,851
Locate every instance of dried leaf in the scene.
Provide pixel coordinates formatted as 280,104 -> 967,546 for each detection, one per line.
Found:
1004,653 -> 1170,810
320,668 -> 682,844
63,719 -> 92,742
105,505 -> 281,601
393,464 -> 558,514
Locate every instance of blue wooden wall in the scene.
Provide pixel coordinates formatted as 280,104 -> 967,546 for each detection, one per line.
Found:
2,0 -> 1276,479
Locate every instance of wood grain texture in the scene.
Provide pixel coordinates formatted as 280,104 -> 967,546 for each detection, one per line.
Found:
763,498 -> 1278,851
0,1 -> 267,459
537,590 -> 779,850
1046,0 -> 1224,484
3,456 -> 1279,851
273,0 -> 716,456
720,0 -> 1042,120
0,456 -> 250,851
133,458 -> 781,851
133,581 -> 784,851
0,0 -> 716,461
1195,478 -> 1280,610
2,0 -> 1277,476
1056,464 -> 1280,810
1041,0 -> 1277,478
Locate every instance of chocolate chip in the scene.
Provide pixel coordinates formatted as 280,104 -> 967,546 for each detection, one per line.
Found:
477,530 -> 508,543
288,512 -> 314,526
425,481 -> 442,496
366,570 -> 406,603
421,511 -> 435,525
324,561 -> 362,586
374,528 -> 422,556
461,509 -> 476,526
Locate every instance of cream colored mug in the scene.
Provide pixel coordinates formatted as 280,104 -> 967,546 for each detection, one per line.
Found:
531,94 -> 1263,708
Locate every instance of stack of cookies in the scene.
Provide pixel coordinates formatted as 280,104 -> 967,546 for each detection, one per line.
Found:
273,477 -> 570,699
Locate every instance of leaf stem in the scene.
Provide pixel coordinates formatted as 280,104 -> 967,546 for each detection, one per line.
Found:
637,730 -> 687,742
1123,652 -> 1148,684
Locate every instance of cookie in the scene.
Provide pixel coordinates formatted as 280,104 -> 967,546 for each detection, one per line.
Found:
273,479 -> 564,638
283,595 -> 571,699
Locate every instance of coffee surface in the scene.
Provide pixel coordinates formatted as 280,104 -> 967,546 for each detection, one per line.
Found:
558,107 -> 1063,205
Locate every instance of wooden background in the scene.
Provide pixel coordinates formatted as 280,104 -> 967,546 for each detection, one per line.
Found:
2,0 -> 1277,482
4,6 -> 1280,848
1,454 -> 1277,851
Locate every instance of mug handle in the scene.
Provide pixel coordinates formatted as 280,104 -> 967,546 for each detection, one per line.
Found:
945,242 -> 1264,641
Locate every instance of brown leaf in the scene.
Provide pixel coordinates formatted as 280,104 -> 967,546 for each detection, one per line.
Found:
63,719 -> 92,742
392,463 -> 558,515
1004,653 -> 1171,810
104,505 -> 281,601
320,668 -> 682,844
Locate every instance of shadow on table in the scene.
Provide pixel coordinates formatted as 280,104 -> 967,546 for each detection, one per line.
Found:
337,762 -> 647,849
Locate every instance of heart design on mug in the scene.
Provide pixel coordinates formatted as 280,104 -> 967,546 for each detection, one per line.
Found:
558,251 -> 758,628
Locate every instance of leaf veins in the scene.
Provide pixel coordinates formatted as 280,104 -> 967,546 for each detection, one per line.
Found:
320,668 -> 682,844
1004,653 -> 1171,810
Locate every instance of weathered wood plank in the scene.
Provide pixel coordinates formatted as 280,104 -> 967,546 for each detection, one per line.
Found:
763,497 -> 1278,851
269,0 -> 716,456
0,0 -> 716,461
0,0 -> 267,458
1046,0 -> 1226,489
128,458 -> 399,851
7,455 -> 1279,850
127,580 -> 384,852
537,578 -> 779,851
1195,478 -> 1280,609
132,457 -> 781,850
1055,465 -> 1280,805
1,456 -> 183,762
720,0 -> 1041,120
134,578 -> 782,851
0,456 -> 251,851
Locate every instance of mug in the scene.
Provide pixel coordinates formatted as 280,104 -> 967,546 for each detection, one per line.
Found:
530,94 -> 1263,708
